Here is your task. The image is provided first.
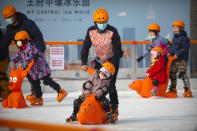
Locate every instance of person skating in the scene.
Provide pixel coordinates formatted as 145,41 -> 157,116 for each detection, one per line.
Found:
166,20 -> 192,98
66,62 -> 116,124
137,24 -> 170,64
81,9 -> 123,121
11,31 -> 67,105
0,28 -> 11,101
2,5 -> 45,100
146,47 -> 167,96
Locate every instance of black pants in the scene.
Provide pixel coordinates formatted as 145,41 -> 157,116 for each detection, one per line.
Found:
26,74 -> 61,98
95,58 -> 120,111
152,80 -> 159,86
72,95 -> 110,116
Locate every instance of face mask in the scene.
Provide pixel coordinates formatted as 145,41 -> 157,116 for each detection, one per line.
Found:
150,50 -> 158,59
6,18 -> 13,25
16,41 -> 23,47
97,22 -> 108,31
99,72 -> 107,79
99,67 -> 110,79
149,35 -> 156,41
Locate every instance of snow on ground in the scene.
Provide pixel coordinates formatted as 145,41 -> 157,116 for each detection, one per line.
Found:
0,90 -> 197,131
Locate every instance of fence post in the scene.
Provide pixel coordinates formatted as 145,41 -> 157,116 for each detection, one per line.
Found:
132,44 -> 137,80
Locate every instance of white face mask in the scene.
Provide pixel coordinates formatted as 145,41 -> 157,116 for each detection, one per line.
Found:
150,50 -> 158,59
16,41 -> 23,47
149,35 -> 156,41
6,18 -> 13,25
99,67 -> 110,79
97,22 -> 108,31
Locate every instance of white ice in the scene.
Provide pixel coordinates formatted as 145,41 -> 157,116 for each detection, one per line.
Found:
0,89 -> 197,131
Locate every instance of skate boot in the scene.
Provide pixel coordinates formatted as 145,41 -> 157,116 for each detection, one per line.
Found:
183,88 -> 193,98
56,89 -> 67,103
106,112 -> 115,124
26,93 -> 36,102
30,97 -> 43,106
151,86 -> 159,96
110,105 -> 119,122
66,113 -> 77,123
165,87 -> 177,98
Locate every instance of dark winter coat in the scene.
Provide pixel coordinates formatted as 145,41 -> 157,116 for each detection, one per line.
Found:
146,56 -> 167,83
83,70 -> 110,98
81,25 -> 123,66
169,30 -> 190,62
4,12 -> 45,53
0,29 -> 9,61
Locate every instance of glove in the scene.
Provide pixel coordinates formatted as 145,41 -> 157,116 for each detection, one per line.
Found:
83,81 -> 93,90
81,65 -> 88,71
137,56 -> 144,62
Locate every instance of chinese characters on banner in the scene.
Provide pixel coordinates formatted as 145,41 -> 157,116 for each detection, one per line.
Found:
25,0 -> 90,23
26,0 -> 89,7
50,47 -> 64,70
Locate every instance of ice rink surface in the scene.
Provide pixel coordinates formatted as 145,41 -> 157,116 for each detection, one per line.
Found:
0,90 -> 197,131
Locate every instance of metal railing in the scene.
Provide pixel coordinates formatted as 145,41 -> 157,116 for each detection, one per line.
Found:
9,40 -> 197,80
0,118 -> 114,131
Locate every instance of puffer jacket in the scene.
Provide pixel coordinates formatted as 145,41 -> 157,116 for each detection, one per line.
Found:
169,30 -> 190,62
143,35 -> 170,57
4,12 -> 45,53
83,70 -> 110,98
11,41 -> 50,80
146,55 -> 167,83
0,29 -> 9,61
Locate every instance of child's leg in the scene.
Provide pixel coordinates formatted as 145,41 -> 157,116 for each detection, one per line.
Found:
178,60 -> 192,97
27,76 -> 43,105
26,74 -> 37,99
42,75 -> 67,102
97,96 -> 110,113
66,95 -> 85,122
42,75 -> 61,91
73,95 -> 85,115
178,60 -> 190,91
151,80 -> 159,96
98,96 -> 115,124
27,75 -> 43,99
169,61 -> 178,90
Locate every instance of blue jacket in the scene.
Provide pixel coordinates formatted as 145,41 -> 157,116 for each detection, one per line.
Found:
169,30 -> 190,62
143,35 -> 169,57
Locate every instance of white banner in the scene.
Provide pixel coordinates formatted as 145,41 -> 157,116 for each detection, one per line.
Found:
50,47 -> 64,70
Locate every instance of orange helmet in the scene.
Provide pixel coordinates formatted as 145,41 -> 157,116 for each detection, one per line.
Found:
2,5 -> 17,19
152,47 -> 164,56
102,62 -> 115,76
172,20 -> 185,28
15,31 -> 30,40
148,24 -> 160,32
93,9 -> 109,22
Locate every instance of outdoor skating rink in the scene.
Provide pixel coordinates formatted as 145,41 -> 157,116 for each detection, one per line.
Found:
0,90 -> 197,131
